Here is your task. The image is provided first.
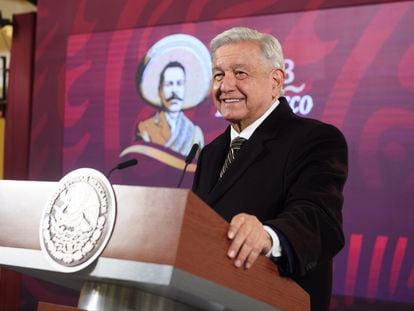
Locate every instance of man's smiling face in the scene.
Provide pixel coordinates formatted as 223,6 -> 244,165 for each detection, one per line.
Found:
212,41 -> 281,132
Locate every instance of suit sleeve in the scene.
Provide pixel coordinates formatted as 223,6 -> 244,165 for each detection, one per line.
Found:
264,123 -> 348,277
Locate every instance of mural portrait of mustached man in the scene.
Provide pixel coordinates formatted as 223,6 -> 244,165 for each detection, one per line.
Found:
121,34 -> 211,160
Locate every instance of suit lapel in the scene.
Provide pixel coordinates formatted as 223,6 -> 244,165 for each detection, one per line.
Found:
200,129 -> 229,196
205,98 -> 294,206
206,137 -> 265,205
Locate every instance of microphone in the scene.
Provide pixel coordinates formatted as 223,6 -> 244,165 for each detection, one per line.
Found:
106,158 -> 138,178
177,143 -> 199,188
185,143 -> 199,165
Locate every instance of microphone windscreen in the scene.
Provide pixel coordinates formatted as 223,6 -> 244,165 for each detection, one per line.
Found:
117,158 -> 138,170
185,144 -> 199,164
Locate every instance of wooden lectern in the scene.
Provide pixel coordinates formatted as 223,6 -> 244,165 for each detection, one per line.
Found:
0,180 -> 309,311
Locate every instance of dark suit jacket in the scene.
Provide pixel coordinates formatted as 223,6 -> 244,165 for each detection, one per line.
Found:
192,97 -> 348,311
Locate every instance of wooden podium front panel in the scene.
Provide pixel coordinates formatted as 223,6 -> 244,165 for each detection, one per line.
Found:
102,185 -> 189,265
174,192 -> 309,311
0,180 -> 309,310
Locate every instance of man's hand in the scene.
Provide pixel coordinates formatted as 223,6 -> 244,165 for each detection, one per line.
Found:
227,213 -> 272,269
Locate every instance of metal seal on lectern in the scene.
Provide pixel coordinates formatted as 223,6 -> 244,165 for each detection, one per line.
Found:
39,168 -> 116,273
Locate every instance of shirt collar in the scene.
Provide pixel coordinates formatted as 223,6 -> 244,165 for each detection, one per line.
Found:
230,99 -> 280,141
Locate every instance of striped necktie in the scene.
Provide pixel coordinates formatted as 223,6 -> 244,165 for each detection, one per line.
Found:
219,136 -> 247,178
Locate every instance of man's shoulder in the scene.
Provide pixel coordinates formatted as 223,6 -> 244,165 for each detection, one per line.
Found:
266,105 -> 346,147
281,109 -> 343,135
286,116 -> 347,149
298,116 -> 344,136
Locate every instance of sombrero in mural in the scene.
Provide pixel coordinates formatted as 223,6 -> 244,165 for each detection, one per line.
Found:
137,34 -> 212,110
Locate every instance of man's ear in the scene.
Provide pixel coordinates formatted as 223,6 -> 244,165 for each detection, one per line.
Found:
271,68 -> 285,98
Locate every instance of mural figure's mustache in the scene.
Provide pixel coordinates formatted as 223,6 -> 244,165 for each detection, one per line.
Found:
166,93 -> 183,102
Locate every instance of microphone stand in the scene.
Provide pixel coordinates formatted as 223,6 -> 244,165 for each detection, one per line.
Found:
177,144 -> 199,188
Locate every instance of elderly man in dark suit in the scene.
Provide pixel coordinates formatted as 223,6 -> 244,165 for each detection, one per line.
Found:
192,27 -> 348,311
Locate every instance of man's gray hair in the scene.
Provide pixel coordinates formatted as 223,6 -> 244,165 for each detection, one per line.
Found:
210,27 -> 285,72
